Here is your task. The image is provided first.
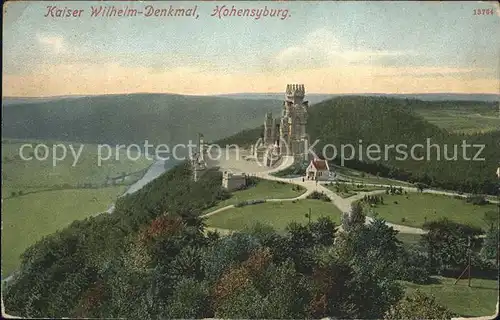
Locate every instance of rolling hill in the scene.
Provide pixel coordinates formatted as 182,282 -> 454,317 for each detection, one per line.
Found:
216,93 -> 500,104
1,93 -> 282,146
218,96 -> 500,195
3,93 -> 498,194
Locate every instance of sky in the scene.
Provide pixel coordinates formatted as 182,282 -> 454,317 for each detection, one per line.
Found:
2,0 -> 500,96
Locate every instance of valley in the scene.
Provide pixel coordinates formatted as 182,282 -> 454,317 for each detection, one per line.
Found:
2,93 -> 499,319
3,1 -> 499,318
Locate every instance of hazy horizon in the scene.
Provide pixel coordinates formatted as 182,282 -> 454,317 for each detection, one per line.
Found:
3,91 -> 500,99
3,1 -> 499,97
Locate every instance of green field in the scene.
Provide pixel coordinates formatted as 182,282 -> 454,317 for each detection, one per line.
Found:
2,186 -> 126,275
207,179 -> 306,212
402,277 -> 498,317
416,108 -> 500,134
332,165 -> 413,187
2,141 -> 153,197
365,192 -> 497,229
1,139 -> 154,275
206,199 -> 342,231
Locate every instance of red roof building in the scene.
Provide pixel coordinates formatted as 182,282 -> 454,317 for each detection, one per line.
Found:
306,158 -> 332,181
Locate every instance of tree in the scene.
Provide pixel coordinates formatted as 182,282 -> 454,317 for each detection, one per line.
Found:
72,280 -> 108,318
201,232 -> 260,282
480,227 -> 499,261
214,283 -> 266,318
165,278 -> 211,319
341,202 -> 366,231
415,182 -> 427,192
285,222 -> 315,273
286,222 -> 314,251
212,249 -> 271,317
206,229 -> 220,245
337,218 -> 405,281
421,218 -> 483,273
330,220 -> 406,318
483,210 -> 499,230
384,290 -> 454,319
309,216 -> 336,246
104,262 -> 153,318
259,261 -> 310,318
307,258 -> 356,318
399,245 -> 431,284
214,253 -> 309,319
168,246 -> 203,281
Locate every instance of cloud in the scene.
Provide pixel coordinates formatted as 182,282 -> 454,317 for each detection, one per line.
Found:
375,68 -> 498,80
36,34 -> 66,54
272,28 -> 413,71
5,29 -> 498,97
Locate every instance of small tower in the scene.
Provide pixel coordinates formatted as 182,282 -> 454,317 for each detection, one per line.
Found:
263,112 -> 275,145
191,133 -> 208,182
199,133 -> 204,162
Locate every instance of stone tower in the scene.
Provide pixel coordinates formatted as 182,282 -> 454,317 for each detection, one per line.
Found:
280,84 -> 309,155
261,84 -> 309,161
263,112 -> 276,145
191,133 -> 207,182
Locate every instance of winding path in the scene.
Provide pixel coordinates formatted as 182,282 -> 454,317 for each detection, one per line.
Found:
202,172 -> 426,234
205,149 -> 498,235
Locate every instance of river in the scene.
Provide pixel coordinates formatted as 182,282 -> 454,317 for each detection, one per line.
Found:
3,158 -> 177,284
106,158 -> 178,213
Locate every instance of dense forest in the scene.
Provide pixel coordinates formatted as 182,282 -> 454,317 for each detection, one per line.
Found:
1,93 -> 281,146
218,96 -> 500,195
4,161 -> 497,318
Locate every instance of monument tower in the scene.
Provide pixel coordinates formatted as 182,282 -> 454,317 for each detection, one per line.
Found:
260,84 -> 309,165
281,84 -> 309,155
190,133 -> 208,181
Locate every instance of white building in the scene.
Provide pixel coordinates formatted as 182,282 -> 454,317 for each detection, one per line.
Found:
306,159 -> 332,181
222,171 -> 247,191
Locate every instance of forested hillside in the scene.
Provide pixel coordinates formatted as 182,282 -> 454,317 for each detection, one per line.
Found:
5,161 -> 475,319
2,93 -> 281,146
404,99 -> 497,115
218,96 -> 500,194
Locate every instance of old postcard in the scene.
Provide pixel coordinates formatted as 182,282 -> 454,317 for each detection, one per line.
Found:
2,0 -> 499,319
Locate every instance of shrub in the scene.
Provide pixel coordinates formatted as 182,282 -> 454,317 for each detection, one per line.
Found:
245,176 -> 259,187
235,199 -> 266,207
248,199 -> 266,205
466,195 -> 488,206
398,246 -> 431,284
384,290 -> 454,319
307,191 -> 331,202
234,202 -> 246,208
